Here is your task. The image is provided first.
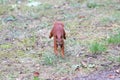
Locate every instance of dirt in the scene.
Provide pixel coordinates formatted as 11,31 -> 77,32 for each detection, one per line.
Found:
0,0 -> 120,80
73,65 -> 120,80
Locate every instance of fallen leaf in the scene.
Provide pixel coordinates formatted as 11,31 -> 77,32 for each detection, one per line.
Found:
33,72 -> 39,77
115,69 -> 120,74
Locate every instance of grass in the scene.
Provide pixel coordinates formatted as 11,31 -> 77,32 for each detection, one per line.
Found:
16,50 -> 25,57
87,0 -> 98,8
0,0 -> 120,79
0,43 -> 13,49
100,11 -> 120,26
22,36 -> 37,47
42,51 -> 57,65
40,3 -> 53,10
0,5 -> 12,15
100,16 -> 115,25
0,51 -> 16,59
89,41 -> 107,54
112,11 -> 120,22
108,56 -> 120,63
0,0 -> 8,4
0,24 -> 3,31
107,32 -> 120,44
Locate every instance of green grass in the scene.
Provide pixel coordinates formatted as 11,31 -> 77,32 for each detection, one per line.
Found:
0,5 -> 12,15
33,77 -> 39,80
0,24 -> 3,31
100,11 -> 120,26
0,51 -> 16,58
89,42 -> 107,54
22,36 -> 37,47
42,51 -> 57,65
0,0 -> 8,4
100,16 -> 115,25
0,0 -> 120,79
107,33 -> 120,44
0,43 -> 13,49
16,50 -> 25,57
112,11 -> 120,22
108,56 -> 120,62
40,3 -> 53,10
87,0 -> 98,8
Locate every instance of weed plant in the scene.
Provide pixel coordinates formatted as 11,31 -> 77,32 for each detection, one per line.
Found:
89,42 -> 107,54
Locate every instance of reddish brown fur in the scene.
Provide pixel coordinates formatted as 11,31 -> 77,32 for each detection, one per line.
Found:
49,21 -> 66,58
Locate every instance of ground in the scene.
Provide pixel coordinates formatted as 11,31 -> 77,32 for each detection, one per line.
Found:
0,0 -> 120,80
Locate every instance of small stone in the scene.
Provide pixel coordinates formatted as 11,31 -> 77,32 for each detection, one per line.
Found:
115,69 -> 120,74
